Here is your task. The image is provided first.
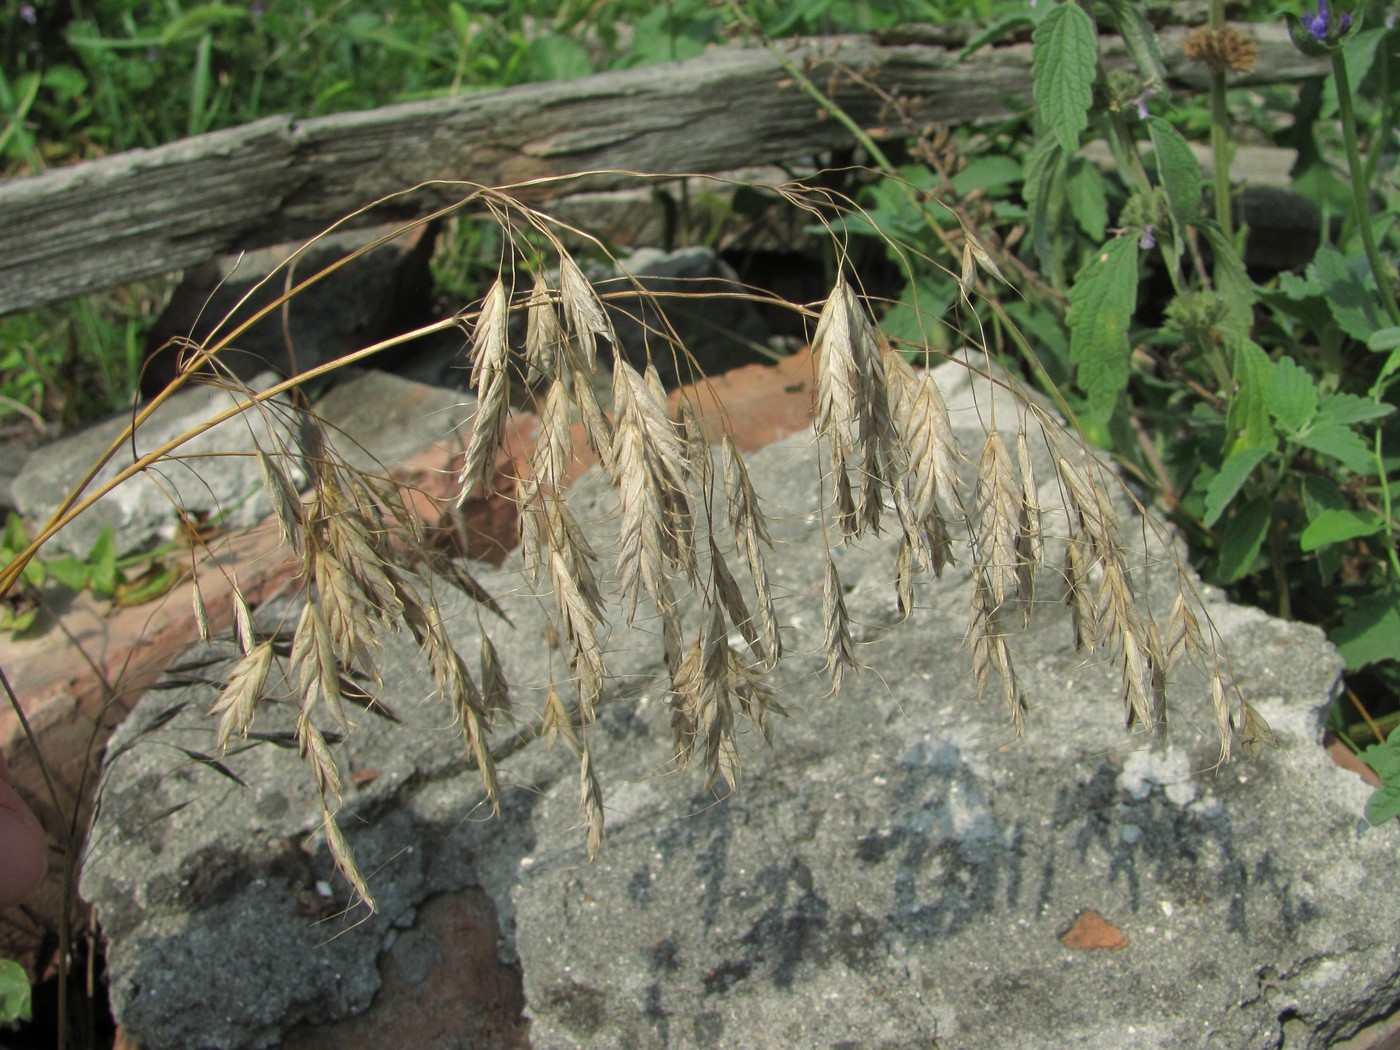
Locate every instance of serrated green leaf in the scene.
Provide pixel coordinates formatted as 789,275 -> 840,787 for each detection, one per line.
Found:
1300,474 -> 1347,582
1064,156 -> 1108,241
1295,418 -> 1376,474
1203,445 -> 1271,526
1147,116 -> 1201,233
1024,137 -> 1067,273
1198,222 -> 1255,340
1300,474 -> 1348,518
1032,2 -> 1098,154
1299,508 -> 1385,551
1319,392 -> 1394,425
1100,0 -> 1168,85
1334,585 -> 1400,670
1068,235 -> 1139,423
1364,769 -> 1400,825
1306,245 -> 1385,343
1217,496 -> 1272,583
1265,355 -> 1318,435
0,958 -> 32,1027
1361,736 -> 1400,782
1225,336 -> 1276,454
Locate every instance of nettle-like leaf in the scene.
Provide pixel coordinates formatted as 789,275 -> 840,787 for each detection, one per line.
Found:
1298,245 -> 1386,343
1101,0 -> 1168,86
1299,508 -> 1385,552
1335,584 -> 1400,671
1320,392 -> 1395,426
1024,137 -> 1068,271
1068,235 -> 1139,422
1203,445 -> 1271,527
1301,475 -> 1347,582
1295,418 -> 1375,474
1265,355 -> 1318,436
1217,495 -> 1272,583
1147,116 -> 1201,251
1225,336 -> 1276,454
1064,156 -> 1108,241
1032,1 -> 1098,154
1359,734 -> 1400,825
1198,223 -> 1256,341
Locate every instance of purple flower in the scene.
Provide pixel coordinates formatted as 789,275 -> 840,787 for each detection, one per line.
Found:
1139,225 -> 1157,250
19,4 -> 37,24
1132,87 -> 1158,120
1303,1 -> 1351,42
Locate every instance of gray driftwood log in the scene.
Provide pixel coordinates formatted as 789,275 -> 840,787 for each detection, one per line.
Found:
0,26 -> 1320,315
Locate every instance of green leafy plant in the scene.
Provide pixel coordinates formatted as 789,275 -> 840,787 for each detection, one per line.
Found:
0,958 -> 32,1030
912,0 -> 1400,814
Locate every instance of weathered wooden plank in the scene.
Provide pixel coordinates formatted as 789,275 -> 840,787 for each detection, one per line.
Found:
0,26 -> 1321,315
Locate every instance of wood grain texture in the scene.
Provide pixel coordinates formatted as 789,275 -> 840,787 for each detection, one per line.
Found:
0,26 -> 1321,314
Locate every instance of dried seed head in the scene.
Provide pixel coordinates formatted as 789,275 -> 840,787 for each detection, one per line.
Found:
525,272 -> 565,382
1182,25 -> 1258,74
558,254 -> 613,371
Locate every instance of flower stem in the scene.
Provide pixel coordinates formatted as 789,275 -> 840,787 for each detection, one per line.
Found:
1332,49 -> 1400,327
1208,0 -> 1233,239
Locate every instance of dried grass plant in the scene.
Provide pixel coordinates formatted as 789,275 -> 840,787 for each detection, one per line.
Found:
0,170 -> 1271,918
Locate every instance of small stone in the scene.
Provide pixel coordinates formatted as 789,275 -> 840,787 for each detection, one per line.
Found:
1060,910 -> 1130,952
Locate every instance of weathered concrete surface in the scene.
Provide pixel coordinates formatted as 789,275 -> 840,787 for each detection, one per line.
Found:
12,370 -> 298,558
79,361 -> 1397,1049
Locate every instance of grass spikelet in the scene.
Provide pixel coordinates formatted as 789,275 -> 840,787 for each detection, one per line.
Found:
453,276 -> 513,501
525,272 -> 564,382
320,804 -> 374,911
558,252 -> 613,371
297,710 -> 342,800
541,684 -> 580,752
210,641 -> 272,752
1015,428 -> 1043,593
533,379 -> 574,493
256,449 -> 304,550
886,350 -> 962,526
579,743 -> 605,861
973,429 -> 1023,613
967,571 -> 1026,731
290,600 -> 349,735
233,588 -> 256,655
822,553 -> 855,694
547,548 -> 607,719
813,274 -> 863,457
480,634 -> 511,723
192,581 -> 211,645
611,358 -> 692,621
709,537 -> 764,661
